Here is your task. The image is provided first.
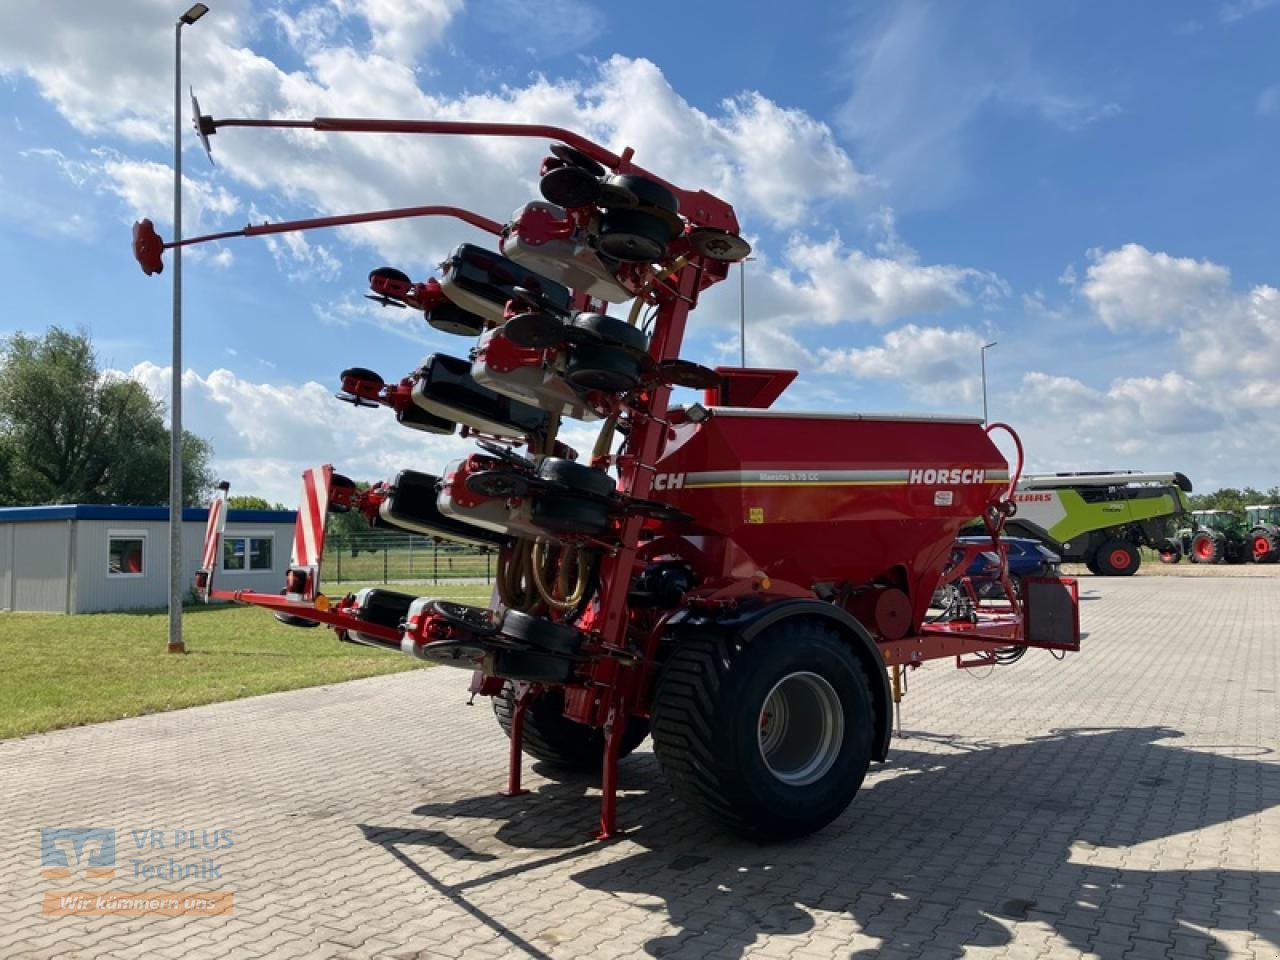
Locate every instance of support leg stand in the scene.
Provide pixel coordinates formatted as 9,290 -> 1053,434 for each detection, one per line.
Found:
499,687 -> 531,798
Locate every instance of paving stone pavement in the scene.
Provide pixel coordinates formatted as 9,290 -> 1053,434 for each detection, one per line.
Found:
1,576 -> 1278,959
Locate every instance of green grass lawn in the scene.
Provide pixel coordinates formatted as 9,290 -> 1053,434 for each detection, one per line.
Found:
0,581 -> 494,741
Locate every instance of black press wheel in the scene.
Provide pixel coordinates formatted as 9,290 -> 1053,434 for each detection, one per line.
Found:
651,619 -> 874,839
536,457 -> 616,498
1094,539 -> 1140,576
531,496 -> 610,536
492,683 -> 651,771
499,610 -> 584,655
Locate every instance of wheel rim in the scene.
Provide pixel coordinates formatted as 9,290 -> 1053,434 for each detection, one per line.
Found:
1109,548 -> 1131,569
1254,537 -> 1270,558
757,672 -> 844,786
1195,540 -> 1213,559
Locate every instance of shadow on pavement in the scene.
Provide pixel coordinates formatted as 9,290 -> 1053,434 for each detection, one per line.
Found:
366,725 -> 1280,959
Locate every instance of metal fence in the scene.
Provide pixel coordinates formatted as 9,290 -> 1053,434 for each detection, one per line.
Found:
325,533 -> 495,585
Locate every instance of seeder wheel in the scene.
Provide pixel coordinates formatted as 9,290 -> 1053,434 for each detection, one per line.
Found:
651,619 -> 873,839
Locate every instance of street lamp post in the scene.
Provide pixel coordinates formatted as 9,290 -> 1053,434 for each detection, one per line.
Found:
738,256 -> 757,367
980,340 -> 998,425
168,2 -> 209,654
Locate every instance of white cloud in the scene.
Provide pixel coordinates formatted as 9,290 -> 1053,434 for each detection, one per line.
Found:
760,235 -> 1004,326
334,0 -> 463,63
1078,243 -> 1229,331
126,361 -> 477,504
1221,0 -> 1278,23
819,324 -> 985,405
27,146 -> 239,234
1258,84 -> 1280,116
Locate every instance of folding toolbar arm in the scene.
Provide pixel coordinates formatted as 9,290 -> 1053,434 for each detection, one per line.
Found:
200,115 -> 741,233
132,205 -> 502,275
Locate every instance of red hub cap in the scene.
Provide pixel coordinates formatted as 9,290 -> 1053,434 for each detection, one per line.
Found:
1109,549 -> 1131,569
1195,540 -> 1213,559
1255,537 -> 1270,558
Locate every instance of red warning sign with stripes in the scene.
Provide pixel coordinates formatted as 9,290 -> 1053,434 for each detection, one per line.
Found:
196,481 -> 230,601
291,465 -> 333,571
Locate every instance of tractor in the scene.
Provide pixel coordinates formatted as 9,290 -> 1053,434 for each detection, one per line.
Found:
136,108 -> 1080,840
1245,504 -> 1280,563
1182,509 -> 1251,564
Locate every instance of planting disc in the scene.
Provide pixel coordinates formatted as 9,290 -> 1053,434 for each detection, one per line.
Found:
476,439 -> 537,471
428,599 -> 501,636
688,228 -> 752,262
502,311 -> 566,349
417,638 -> 491,667
540,166 -> 600,209
190,90 -> 215,164
465,469 -> 531,499
550,143 -> 606,177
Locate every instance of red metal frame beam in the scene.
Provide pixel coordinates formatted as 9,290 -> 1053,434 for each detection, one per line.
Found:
208,116 -> 740,233
164,204 -> 502,252
208,589 -> 402,643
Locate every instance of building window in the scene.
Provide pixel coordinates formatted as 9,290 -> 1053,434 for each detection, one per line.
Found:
108,533 -> 146,577
223,535 -> 274,573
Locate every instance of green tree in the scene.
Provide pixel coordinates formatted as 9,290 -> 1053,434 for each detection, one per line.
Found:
227,495 -> 286,511
0,327 -> 214,506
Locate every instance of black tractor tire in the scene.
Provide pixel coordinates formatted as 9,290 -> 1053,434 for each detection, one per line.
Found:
1084,555 -> 1102,575
1095,539 -> 1140,577
1249,528 -> 1279,564
492,683 -> 650,771
1191,531 -> 1222,564
650,619 -> 874,839
1157,539 -> 1181,564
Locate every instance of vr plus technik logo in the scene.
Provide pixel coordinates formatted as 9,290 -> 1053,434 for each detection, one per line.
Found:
40,828 -> 117,880
39,826 -> 235,917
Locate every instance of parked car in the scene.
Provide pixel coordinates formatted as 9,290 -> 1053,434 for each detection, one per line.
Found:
948,536 -> 1061,600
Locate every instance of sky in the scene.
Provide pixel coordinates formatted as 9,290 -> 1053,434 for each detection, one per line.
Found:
2,0 -> 1279,505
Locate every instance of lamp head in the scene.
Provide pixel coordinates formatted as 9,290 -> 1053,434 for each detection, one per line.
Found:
180,3 -> 209,25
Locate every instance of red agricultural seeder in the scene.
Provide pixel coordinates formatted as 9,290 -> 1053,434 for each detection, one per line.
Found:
138,106 -> 1080,840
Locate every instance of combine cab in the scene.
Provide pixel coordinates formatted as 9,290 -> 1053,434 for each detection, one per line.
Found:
140,109 -> 1081,839
1007,471 -> 1191,575
1245,504 -> 1280,564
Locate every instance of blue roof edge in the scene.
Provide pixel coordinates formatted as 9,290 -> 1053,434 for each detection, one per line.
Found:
0,505 -> 297,524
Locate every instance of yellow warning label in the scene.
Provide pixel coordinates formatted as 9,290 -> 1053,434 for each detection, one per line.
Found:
747,507 -> 765,524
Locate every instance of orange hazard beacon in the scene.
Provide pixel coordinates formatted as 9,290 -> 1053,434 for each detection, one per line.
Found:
137,105 -> 1080,841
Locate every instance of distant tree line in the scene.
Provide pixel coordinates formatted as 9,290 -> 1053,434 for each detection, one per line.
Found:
0,328 -> 214,507
1189,487 -> 1280,513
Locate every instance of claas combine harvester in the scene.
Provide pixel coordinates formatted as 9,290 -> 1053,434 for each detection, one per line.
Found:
134,107 -> 1081,840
